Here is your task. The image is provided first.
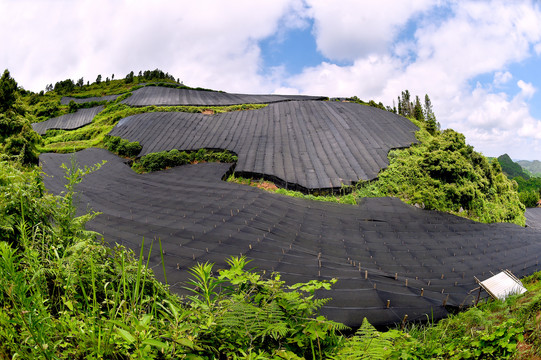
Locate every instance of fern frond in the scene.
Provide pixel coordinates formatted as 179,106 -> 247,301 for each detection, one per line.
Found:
328,318 -> 399,360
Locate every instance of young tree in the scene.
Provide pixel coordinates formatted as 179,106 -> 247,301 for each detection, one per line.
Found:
413,96 -> 425,122
399,90 -> 412,117
0,69 -> 18,112
424,94 -> 439,135
96,74 -> 102,84
125,71 -> 134,83
76,77 -> 84,87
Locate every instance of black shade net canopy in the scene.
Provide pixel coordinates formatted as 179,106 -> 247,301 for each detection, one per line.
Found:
122,86 -> 326,106
40,149 -> 541,327
32,106 -> 105,135
109,100 -> 418,192
526,208 -> 541,230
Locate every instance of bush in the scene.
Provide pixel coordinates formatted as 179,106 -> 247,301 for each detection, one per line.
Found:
139,151 -> 168,172
356,128 -> 526,225
519,190 -> 540,208
104,136 -> 142,158
137,148 -> 237,173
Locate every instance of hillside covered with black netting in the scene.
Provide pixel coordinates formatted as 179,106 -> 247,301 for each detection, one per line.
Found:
40,148 -> 541,327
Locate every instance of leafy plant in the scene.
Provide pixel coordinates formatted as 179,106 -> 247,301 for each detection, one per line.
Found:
329,318 -> 403,359
104,135 -> 142,157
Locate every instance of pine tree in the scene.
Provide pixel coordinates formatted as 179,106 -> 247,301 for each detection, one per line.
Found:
413,95 -> 425,122
400,90 -> 412,117
424,94 -> 439,135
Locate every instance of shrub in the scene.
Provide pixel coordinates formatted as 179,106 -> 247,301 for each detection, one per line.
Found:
356,128 -> 526,225
139,151 -> 168,172
519,190 -> 540,208
166,149 -> 189,167
104,136 -> 141,158
137,148 -> 237,173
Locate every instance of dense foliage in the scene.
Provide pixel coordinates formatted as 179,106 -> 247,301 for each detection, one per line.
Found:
104,135 -> 142,158
0,70 -> 41,164
496,154 -> 541,207
136,148 -> 238,172
498,153 -> 530,179
356,125 -> 526,225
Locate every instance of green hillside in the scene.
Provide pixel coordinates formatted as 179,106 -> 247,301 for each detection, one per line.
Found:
12,72 -> 528,225
2,69 -> 540,358
518,159 -> 541,177
498,153 -> 530,179
496,154 -> 541,208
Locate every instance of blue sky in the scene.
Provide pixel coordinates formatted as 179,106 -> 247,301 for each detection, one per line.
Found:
1,0 -> 541,160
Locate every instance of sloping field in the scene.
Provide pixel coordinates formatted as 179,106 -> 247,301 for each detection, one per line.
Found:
109,101 -> 418,191
526,208 -> 541,230
122,86 -> 326,106
40,148 -> 541,327
61,94 -> 121,105
32,106 -> 105,135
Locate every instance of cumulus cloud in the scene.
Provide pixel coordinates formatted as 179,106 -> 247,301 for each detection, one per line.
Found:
493,71 -> 512,86
285,0 -> 541,160
536,42 -> 541,55
517,80 -> 536,99
0,0 -> 304,93
306,0 -> 432,60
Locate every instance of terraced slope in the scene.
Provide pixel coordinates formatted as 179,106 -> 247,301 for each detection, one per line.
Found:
109,101 -> 418,191
32,106 -> 105,135
40,149 -> 541,327
122,86 -> 326,106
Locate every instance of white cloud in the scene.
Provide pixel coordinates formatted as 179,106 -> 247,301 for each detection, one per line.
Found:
0,0 -> 304,93
517,80 -> 536,99
306,0 -> 432,61
288,56 -> 402,98
493,71 -> 512,86
535,42 -> 541,55
285,0 -> 541,160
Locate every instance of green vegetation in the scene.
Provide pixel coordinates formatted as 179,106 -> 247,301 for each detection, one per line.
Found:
103,135 -> 239,173
498,154 -> 530,179
0,70 -> 41,164
134,148 -> 238,173
518,159 -> 541,177
497,154 -> 541,208
4,70 -> 541,358
356,125 -> 526,225
395,272 -> 541,359
104,135 -> 142,158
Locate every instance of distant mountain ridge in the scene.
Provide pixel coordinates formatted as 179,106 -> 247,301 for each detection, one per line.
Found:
518,159 -> 541,177
497,153 -> 530,179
